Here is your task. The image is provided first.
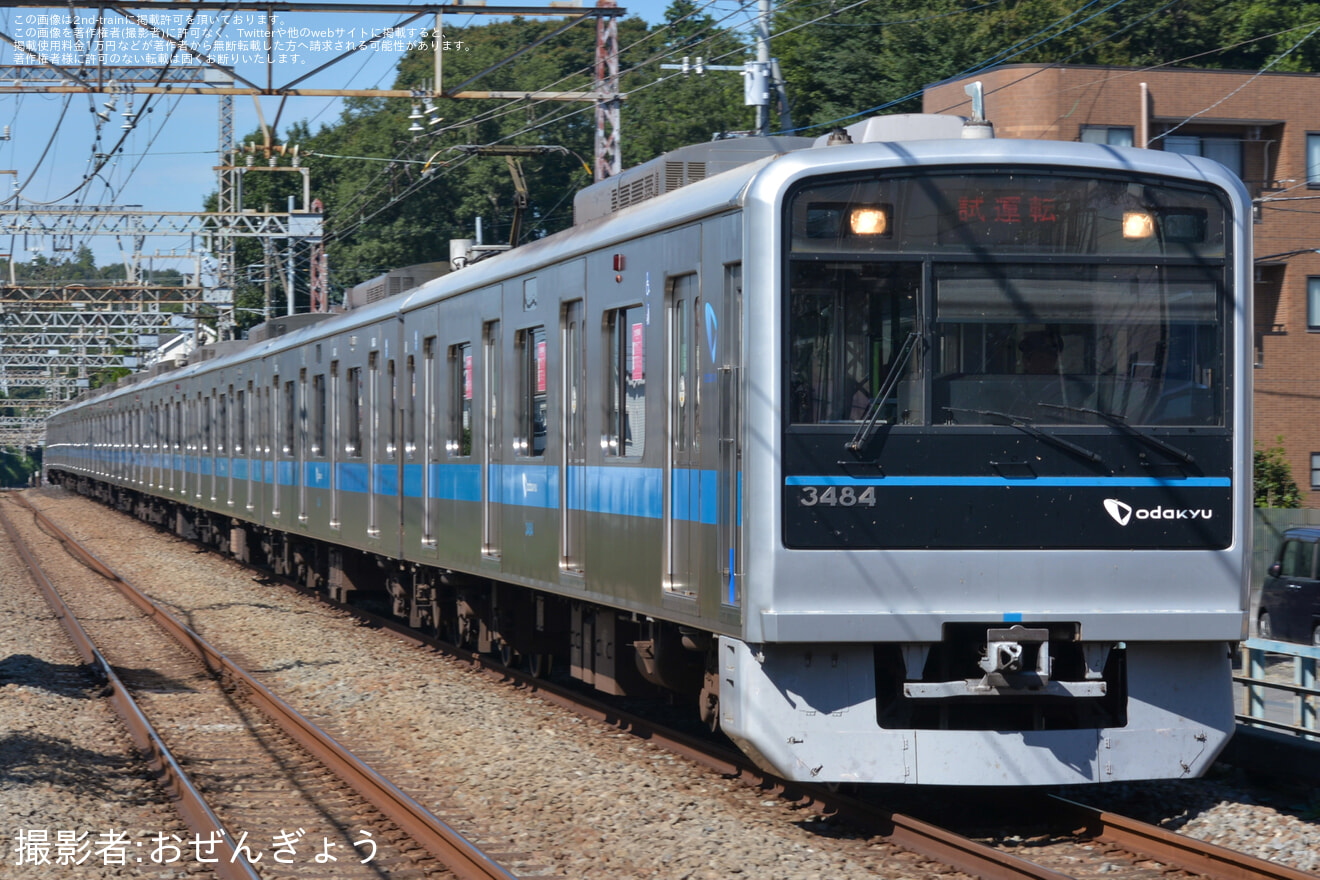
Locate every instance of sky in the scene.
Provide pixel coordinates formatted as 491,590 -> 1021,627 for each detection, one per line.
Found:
0,0 -> 680,269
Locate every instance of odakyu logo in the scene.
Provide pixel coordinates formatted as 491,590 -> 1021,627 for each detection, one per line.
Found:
1103,498 -> 1213,526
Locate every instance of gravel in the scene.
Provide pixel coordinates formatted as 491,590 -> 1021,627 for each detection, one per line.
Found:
0,497 -> 208,879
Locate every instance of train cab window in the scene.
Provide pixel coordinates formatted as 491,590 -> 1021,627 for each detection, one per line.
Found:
605,306 -> 646,457
311,374 -> 326,456
448,343 -> 473,456
932,263 -> 1222,427
788,262 -> 922,425
346,367 -> 363,457
787,171 -> 1230,431
517,326 -> 548,457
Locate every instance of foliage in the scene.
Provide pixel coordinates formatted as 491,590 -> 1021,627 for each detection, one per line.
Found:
89,367 -> 133,390
0,446 -> 39,488
772,0 -> 1320,132
1254,437 -> 1302,508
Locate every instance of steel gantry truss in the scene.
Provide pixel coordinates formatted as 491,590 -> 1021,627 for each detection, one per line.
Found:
0,280 -> 209,444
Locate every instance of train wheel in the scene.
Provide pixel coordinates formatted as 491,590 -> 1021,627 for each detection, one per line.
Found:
527,653 -> 553,679
1258,612 -> 1273,640
699,671 -> 720,733
497,640 -> 520,669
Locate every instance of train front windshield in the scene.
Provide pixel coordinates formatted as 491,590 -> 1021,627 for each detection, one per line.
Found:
786,171 -> 1230,430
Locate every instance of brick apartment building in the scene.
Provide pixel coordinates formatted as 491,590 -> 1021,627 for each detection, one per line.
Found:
926,65 -> 1320,506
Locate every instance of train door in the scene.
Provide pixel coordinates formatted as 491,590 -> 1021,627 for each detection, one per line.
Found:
259,382 -> 272,522
171,399 -> 180,495
328,363 -> 340,529
421,339 -> 437,551
193,394 -> 203,501
561,299 -> 586,573
149,404 -> 159,489
298,369 -> 309,525
266,379 -> 279,522
718,264 -> 742,607
221,389 -> 232,507
367,351 -> 380,538
239,384 -> 253,513
207,392 -> 216,503
483,319 -> 502,558
665,274 -> 700,597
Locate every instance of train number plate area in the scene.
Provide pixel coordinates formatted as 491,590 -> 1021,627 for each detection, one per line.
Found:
783,481 -> 1232,549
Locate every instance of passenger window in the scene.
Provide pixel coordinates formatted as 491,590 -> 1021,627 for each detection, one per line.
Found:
346,367 -> 363,457
311,374 -> 326,456
283,380 -> 296,457
605,306 -> 646,457
218,393 -> 228,453
204,394 -> 213,452
405,355 -> 417,458
448,343 -> 473,456
386,357 -> 398,458
235,389 -> 246,454
517,326 -> 547,457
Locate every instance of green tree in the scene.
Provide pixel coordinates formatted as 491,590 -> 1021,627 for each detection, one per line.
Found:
1254,437 -> 1302,508
0,447 -> 38,488
772,0 -> 1320,132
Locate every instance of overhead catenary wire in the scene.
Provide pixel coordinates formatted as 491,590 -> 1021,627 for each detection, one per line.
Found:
317,0 -> 768,233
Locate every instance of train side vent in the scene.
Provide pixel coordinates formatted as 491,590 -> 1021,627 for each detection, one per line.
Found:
611,171 -> 659,212
665,161 -> 684,190
573,136 -> 814,224
344,262 -> 448,309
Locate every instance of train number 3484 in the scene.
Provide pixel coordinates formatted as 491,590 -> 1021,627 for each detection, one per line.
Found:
797,486 -> 877,507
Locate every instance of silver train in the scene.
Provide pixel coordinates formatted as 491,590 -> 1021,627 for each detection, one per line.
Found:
46,113 -> 1253,786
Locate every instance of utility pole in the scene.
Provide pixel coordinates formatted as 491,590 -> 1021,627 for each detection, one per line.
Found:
661,0 -> 791,135
594,0 -> 621,180
755,0 -> 771,135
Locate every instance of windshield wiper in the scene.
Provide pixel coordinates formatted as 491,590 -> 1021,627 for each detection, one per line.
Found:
943,406 -> 1109,469
1038,402 -> 1194,464
847,331 -> 921,455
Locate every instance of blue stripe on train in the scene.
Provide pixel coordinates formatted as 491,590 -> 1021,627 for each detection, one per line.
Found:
63,450 -> 730,522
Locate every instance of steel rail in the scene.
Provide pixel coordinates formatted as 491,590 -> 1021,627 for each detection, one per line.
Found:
1048,795 -> 1318,880
0,501 -> 261,880
313,591 -> 1076,880
12,494 -> 519,880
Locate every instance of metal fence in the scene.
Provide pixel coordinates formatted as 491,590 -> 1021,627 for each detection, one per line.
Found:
1237,639 -> 1320,740
1232,510 -> 1320,740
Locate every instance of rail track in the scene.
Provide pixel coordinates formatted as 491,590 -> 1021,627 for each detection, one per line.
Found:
0,492 -> 526,880
9,486 -> 1319,880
